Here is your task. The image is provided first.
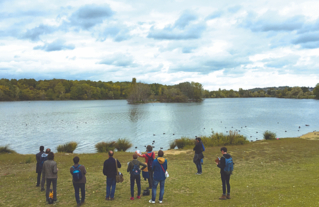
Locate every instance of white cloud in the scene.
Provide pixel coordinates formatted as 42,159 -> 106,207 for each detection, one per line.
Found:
0,0 -> 319,90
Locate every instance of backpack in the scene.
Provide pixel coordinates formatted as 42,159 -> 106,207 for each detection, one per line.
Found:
39,155 -> 48,169
48,189 -> 54,204
131,163 -> 140,176
146,152 -> 154,169
201,142 -> 205,151
224,157 -> 234,175
72,165 -> 82,181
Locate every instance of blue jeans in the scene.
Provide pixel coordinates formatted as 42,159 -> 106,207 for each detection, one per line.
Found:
152,180 -> 165,201
130,175 -> 141,197
73,183 -> 85,204
196,162 -> 202,173
106,177 -> 116,198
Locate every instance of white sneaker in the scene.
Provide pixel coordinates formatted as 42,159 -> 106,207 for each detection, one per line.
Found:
159,200 -> 163,204
149,200 -> 155,204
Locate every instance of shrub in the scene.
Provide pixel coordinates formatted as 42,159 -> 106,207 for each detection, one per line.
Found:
57,142 -> 78,153
169,141 -> 177,149
0,145 -> 16,154
263,130 -> 276,140
95,141 -> 116,153
25,157 -> 32,163
175,137 -> 195,149
115,138 -> 132,152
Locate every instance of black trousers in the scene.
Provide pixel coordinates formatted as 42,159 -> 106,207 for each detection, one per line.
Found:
221,172 -> 230,195
148,169 -> 154,188
46,178 -> 57,202
36,172 -> 41,186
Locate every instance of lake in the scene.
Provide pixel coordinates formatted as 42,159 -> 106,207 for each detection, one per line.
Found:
0,98 -> 318,154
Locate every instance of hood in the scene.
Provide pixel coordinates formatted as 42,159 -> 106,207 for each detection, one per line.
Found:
41,153 -> 48,157
157,157 -> 165,164
223,154 -> 231,159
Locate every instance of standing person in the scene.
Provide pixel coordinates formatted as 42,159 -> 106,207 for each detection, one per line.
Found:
36,146 -> 44,187
127,153 -> 147,200
103,151 -> 121,200
137,145 -> 155,189
70,156 -> 87,206
42,152 -> 58,203
216,147 -> 233,200
193,137 -> 204,175
40,148 -> 51,191
149,150 -> 167,204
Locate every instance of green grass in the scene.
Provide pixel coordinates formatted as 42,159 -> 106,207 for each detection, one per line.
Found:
0,145 -> 16,154
1,138 -> 319,206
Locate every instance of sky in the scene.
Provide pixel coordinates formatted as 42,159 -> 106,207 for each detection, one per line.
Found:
0,0 -> 319,90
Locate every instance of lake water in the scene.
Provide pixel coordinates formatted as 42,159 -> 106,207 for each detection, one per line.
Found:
0,98 -> 318,154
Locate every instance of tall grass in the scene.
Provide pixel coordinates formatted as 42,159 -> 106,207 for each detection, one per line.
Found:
0,145 -> 16,154
173,130 -> 249,149
263,130 -> 277,140
56,142 -> 78,153
115,138 -> 132,152
95,141 -> 117,153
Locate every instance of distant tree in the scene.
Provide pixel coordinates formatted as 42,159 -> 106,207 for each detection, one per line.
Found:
127,83 -> 150,104
313,83 -> 319,99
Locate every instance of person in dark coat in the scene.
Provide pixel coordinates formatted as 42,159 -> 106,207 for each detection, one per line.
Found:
193,137 -> 204,174
216,147 -> 232,200
36,146 -> 44,187
70,156 -> 87,206
127,153 -> 146,200
103,151 -> 121,200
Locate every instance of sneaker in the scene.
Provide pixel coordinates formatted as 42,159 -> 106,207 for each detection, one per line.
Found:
159,200 -> 163,204
137,196 -> 141,199
130,197 -> 134,200
196,173 -> 202,175
105,197 -> 109,200
149,200 -> 155,204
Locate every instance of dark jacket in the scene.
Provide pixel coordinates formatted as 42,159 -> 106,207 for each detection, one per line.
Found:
103,157 -> 121,178
36,151 -> 44,173
217,153 -> 232,173
152,157 -> 167,181
127,159 -> 146,174
193,141 -> 203,154
70,164 -> 87,183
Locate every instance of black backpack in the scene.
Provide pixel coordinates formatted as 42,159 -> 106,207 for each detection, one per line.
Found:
131,163 -> 140,176
146,152 -> 154,169
72,165 -> 83,182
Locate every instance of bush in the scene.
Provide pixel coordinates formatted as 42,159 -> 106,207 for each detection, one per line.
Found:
173,131 -> 249,149
25,157 -> 32,163
169,141 -> 177,149
115,138 -> 132,152
0,145 -> 16,154
263,130 -> 276,140
95,141 -> 116,153
57,142 -> 78,153
175,137 -> 195,149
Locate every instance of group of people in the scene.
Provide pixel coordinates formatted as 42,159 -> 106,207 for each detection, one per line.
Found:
35,139 -> 232,205
193,137 -> 233,200
35,145 -> 168,206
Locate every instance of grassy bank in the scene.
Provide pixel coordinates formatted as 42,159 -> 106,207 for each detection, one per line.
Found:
1,138 -> 319,206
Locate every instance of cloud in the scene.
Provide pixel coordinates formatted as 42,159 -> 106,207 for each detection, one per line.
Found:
263,55 -> 300,68
205,10 -> 223,20
228,5 -> 241,13
98,53 -> 134,67
148,11 -> 205,40
22,24 -> 56,41
96,24 -> 131,42
173,12 -> 197,29
67,4 -> 114,30
243,11 -> 305,32
33,39 -> 75,52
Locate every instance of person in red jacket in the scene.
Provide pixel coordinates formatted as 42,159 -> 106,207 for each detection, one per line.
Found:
137,145 -> 155,189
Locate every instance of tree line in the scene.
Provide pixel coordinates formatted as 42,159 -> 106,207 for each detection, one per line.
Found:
0,78 -> 318,102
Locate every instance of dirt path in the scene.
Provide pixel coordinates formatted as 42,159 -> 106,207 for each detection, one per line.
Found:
300,131 -> 319,140
164,149 -> 192,155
